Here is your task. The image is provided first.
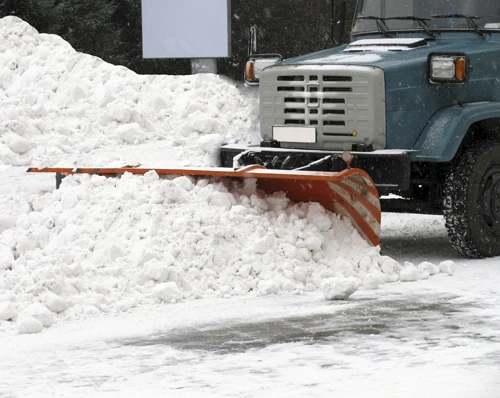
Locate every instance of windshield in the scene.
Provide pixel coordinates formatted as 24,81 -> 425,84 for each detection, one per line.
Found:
352,0 -> 500,35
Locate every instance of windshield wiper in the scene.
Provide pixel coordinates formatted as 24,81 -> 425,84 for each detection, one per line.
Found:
432,14 -> 483,36
357,16 -> 392,37
385,16 -> 435,36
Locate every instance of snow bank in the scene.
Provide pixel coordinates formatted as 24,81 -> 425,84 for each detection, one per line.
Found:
0,16 -> 260,168
0,17 -> 455,334
0,172 -> 454,333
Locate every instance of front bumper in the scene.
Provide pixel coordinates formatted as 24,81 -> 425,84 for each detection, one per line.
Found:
220,144 -> 412,191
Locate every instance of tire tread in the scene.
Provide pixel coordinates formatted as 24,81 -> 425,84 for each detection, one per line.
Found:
443,139 -> 500,258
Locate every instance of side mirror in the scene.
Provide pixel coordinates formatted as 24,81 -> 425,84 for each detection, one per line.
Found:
332,0 -> 346,45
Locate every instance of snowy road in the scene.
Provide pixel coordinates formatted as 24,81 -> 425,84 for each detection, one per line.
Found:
382,212 -> 462,264
1,253 -> 499,397
1,168 -> 500,397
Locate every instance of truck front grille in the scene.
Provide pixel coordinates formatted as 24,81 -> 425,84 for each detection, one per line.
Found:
259,65 -> 386,151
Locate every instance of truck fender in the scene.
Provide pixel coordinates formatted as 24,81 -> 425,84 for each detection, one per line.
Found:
412,102 -> 500,162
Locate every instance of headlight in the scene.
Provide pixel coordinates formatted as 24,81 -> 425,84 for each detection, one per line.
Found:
431,58 -> 456,79
428,53 -> 470,84
245,54 -> 282,86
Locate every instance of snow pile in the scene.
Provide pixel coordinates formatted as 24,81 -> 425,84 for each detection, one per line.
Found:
0,17 -> 456,334
0,16 -> 260,168
0,172 -> 455,333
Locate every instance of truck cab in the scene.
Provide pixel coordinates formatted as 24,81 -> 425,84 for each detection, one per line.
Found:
221,0 -> 500,258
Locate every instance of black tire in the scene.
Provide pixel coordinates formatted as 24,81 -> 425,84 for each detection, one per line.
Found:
443,139 -> 500,258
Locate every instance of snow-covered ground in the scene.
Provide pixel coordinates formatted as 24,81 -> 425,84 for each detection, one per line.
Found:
0,241 -> 499,398
0,16 -> 499,397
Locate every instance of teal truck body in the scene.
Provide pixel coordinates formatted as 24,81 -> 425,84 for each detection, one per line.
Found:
220,0 -> 500,258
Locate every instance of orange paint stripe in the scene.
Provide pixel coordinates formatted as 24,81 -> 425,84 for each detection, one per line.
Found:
335,180 -> 381,224
343,173 -> 380,198
321,198 -> 380,246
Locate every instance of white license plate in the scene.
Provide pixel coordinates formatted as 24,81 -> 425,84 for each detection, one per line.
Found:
273,126 -> 316,143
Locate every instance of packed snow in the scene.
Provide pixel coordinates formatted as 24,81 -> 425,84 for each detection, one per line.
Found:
0,16 -> 457,336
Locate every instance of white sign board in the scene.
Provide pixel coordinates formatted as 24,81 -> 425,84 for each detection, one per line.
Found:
141,0 -> 230,59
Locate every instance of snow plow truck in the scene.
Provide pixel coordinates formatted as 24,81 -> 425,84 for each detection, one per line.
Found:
30,0 -> 500,259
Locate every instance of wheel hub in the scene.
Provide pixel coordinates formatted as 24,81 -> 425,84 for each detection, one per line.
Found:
480,166 -> 500,235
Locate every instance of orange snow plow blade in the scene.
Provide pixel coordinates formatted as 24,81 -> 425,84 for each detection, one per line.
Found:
27,165 -> 381,246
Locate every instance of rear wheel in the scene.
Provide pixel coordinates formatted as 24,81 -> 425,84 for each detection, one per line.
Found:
443,140 -> 500,258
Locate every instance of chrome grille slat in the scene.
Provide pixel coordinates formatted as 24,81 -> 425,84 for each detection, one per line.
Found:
277,75 -> 305,81
284,108 -> 306,114
323,87 -> 352,92
323,110 -> 345,115
277,86 -> 305,92
323,76 -> 353,82
284,98 -> 306,103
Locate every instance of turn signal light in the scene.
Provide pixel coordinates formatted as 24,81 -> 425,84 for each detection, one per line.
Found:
455,58 -> 466,80
244,54 -> 282,86
245,60 -> 255,81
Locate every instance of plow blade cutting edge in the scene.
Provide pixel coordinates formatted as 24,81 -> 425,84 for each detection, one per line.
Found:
27,165 -> 381,247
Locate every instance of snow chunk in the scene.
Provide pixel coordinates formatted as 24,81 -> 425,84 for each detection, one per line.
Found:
379,256 -> 401,282
0,301 -> 17,321
258,280 -> 280,295
254,234 -> 276,254
7,135 -> 33,154
439,260 -> 456,276
17,317 -> 44,334
362,272 -> 386,290
293,266 -> 307,283
116,123 -> 145,144
418,261 -> 440,276
334,258 -> 357,278
208,191 -> 235,210
400,262 -> 420,282
173,176 -> 194,192
198,133 -> 224,154
43,292 -> 71,313
0,244 -> 14,269
305,236 -> 323,251
322,277 -> 359,300
20,303 -> 55,327
144,258 -> 175,282
154,282 -> 182,303
306,203 -> 332,232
